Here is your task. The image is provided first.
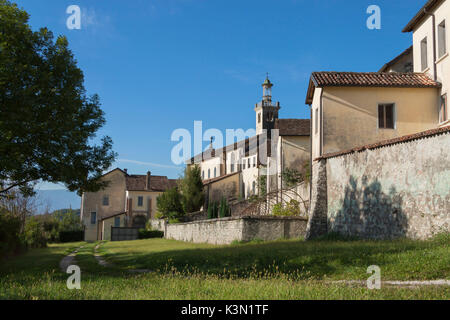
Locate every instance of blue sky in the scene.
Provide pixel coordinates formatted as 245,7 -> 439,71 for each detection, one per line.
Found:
14,0 -> 423,189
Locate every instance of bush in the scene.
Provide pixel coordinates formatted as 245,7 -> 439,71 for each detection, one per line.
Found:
156,187 -> 184,220
23,217 -> 47,249
272,200 -> 301,217
219,197 -> 231,218
207,202 -> 218,219
0,211 -> 24,258
59,230 -> 84,243
179,165 -> 204,213
138,229 -> 164,239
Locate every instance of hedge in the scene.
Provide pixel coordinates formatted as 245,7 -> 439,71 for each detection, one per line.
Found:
138,229 -> 164,239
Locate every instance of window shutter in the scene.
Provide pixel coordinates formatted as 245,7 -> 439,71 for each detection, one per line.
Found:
438,21 -> 446,58
385,104 -> 394,129
378,104 -> 385,128
421,37 -> 428,70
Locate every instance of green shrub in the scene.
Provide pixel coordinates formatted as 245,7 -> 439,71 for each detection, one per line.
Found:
272,200 -> 301,217
138,229 -> 164,239
207,202 -> 218,219
156,187 -> 184,219
0,211 -> 24,258
168,217 -> 181,224
219,197 -> 231,218
23,217 -> 47,249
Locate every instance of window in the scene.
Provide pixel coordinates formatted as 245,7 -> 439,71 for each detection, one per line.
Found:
102,195 -> 109,206
202,171 -> 204,180
114,217 -> 120,227
258,113 -> 261,124
315,108 -> 318,134
214,167 -> 217,177
208,169 -> 210,179
248,159 -> 250,168
90,212 -> 96,225
378,103 -> 395,129
230,154 -> 235,173
252,181 -> 256,195
440,94 -> 448,123
137,196 -> 144,207
438,20 -> 447,58
253,157 -> 256,167
421,37 -> 428,70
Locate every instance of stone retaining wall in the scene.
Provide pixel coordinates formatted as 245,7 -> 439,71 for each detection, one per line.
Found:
165,216 -> 308,245
307,128 -> 450,240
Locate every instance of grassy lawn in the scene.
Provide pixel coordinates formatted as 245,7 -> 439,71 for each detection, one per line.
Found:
0,235 -> 449,300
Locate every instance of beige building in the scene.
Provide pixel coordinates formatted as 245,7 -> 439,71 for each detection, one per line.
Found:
403,0 -> 449,127
306,0 -> 449,160
305,72 -> 442,160
188,77 -> 310,207
80,168 -> 177,241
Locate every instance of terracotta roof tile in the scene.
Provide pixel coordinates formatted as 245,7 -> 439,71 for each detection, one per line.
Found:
311,72 -> 440,88
306,71 -> 441,104
126,175 -> 177,191
274,119 -> 310,136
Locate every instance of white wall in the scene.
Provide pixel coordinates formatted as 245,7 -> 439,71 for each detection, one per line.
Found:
412,0 -> 449,125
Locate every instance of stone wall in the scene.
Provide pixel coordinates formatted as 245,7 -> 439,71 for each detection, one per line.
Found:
307,127 -> 450,240
165,216 -> 307,245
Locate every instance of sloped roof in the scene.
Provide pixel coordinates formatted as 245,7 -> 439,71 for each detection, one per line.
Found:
275,119 -> 310,136
402,0 -> 445,33
305,72 -> 441,104
379,46 -> 413,72
125,175 -> 178,191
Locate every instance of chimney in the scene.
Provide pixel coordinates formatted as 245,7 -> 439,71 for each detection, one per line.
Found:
146,171 -> 151,190
124,168 -> 128,174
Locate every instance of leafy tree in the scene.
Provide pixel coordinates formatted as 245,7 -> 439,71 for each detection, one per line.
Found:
156,187 -> 184,219
179,165 -> 204,213
0,0 -> 116,197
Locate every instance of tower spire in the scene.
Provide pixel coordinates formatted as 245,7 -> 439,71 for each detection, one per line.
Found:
262,74 -> 273,102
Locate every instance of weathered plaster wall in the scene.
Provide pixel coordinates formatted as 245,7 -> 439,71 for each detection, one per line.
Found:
305,160 -> 328,239
165,216 -> 307,245
206,173 -> 241,204
412,0 -> 449,106
322,87 -> 440,156
319,131 -> 450,239
81,169 -> 127,241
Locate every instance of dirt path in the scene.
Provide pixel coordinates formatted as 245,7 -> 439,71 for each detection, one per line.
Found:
59,245 -> 85,272
93,243 -> 152,274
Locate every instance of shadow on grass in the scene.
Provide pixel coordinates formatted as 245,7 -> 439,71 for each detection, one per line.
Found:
100,237 -> 444,280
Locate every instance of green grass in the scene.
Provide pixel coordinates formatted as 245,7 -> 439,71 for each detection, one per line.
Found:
0,235 -> 449,300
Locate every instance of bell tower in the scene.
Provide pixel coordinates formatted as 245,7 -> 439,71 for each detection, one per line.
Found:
255,74 -> 280,136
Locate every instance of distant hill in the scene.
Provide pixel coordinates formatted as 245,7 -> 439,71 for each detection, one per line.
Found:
36,189 -> 81,214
